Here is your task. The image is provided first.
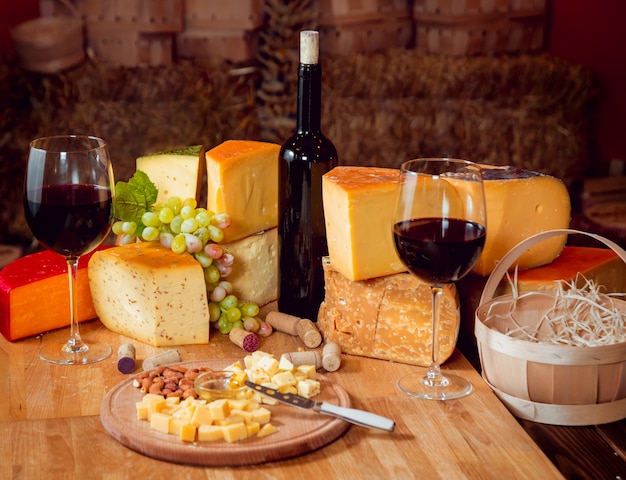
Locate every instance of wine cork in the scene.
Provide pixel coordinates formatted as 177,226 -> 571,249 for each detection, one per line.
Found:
142,349 -> 181,371
300,30 -> 319,65
229,327 -> 260,352
322,342 -> 342,372
296,318 -> 323,348
281,350 -> 322,369
266,311 -> 300,336
117,343 -> 136,374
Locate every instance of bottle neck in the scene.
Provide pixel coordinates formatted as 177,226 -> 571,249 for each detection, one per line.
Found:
296,63 -> 322,134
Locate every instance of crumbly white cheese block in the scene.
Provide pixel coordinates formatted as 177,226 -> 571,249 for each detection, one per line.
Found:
317,257 -> 459,367
136,145 -> 204,205
205,140 -> 280,243
88,242 -> 210,346
222,228 -> 277,306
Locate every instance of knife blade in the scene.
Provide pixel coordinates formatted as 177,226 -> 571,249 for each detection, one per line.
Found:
245,381 -> 395,432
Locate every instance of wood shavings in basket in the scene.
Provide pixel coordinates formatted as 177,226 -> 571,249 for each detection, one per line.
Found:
485,272 -> 626,347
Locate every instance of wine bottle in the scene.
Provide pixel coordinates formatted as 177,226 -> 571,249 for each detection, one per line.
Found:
278,30 -> 338,321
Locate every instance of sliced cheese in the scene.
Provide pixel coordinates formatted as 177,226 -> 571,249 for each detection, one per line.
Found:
322,166 -> 405,282
317,257 -> 459,367
222,228 -> 277,306
205,140 -> 280,243
0,247 -> 106,341
473,165 -> 571,276
495,246 -> 626,296
136,145 -> 204,204
88,242 -> 210,346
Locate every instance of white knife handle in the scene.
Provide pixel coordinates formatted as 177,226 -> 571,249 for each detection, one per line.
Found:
319,402 -> 395,432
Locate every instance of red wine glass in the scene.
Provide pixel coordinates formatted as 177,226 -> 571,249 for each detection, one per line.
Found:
23,135 -> 114,364
393,158 -> 486,400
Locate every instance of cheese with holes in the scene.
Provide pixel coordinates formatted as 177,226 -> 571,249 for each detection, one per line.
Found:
317,257 -> 459,366
473,166 -> 571,276
222,228 -> 277,306
136,145 -> 204,204
88,242 -> 210,346
205,140 -> 280,243
0,248 -> 106,341
322,166 -> 405,282
495,246 -> 626,296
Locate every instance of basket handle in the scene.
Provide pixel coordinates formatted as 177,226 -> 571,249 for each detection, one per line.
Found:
479,229 -> 626,306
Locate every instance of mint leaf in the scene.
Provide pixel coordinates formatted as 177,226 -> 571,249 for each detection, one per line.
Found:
113,170 -> 158,232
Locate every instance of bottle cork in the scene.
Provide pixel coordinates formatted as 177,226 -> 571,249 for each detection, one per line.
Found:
281,350 -> 322,369
229,327 -> 260,352
142,349 -> 181,371
266,311 -> 300,336
300,30 -> 319,65
117,342 -> 136,374
296,318 -> 322,348
322,342 -> 342,372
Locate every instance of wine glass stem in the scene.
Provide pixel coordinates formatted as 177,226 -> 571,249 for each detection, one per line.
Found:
65,257 -> 86,353
425,285 -> 445,386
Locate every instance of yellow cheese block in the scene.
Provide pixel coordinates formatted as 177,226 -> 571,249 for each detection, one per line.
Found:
136,146 -> 204,205
88,242 -> 210,346
317,258 -> 459,367
222,228 -> 277,306
322,166 -> 405,282
205,140 -> 280,243
472,166 -> 571,276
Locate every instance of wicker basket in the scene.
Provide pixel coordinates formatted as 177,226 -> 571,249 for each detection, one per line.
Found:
475,229 -> 626,426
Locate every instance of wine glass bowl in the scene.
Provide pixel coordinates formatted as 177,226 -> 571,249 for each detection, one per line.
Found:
393,158 -> 487,400
23,135 -> 114,364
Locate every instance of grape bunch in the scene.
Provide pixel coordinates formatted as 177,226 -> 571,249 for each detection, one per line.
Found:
112,194 -> 265,336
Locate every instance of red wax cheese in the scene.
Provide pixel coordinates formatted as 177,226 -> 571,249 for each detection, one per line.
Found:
0,247 -> 108,341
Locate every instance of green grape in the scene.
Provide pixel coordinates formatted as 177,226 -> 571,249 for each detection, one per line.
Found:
195,210 -> 211,228
180,205 -> 195,220
141,211 -> 161,228
180,217 -> 199,233
217,315 -> 232,334
208,302 -> 221,322
182,197 -> 197,209
122,221 -> 137,235
194,251 -> 213,269
153,202 -> 166,212
167,196 -> 182,215
112,221 -> 125,235
208,225 -> 224,243
141,226 -> 159,241
160,223 -> 172,234
240,302 -> 259,318
158,207 -> 174,224
243,316 -> 260,333
170,215 -> 183,234
193,227 -> 210,245
220,294 -> 238,310
230,320 -> 244,331
204,264 -> 221,284
225,307 -> 242,323
120,234 -> 136,245
171,233 -> 187,254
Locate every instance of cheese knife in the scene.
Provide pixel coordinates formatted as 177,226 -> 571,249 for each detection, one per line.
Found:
245,381 -> 395,432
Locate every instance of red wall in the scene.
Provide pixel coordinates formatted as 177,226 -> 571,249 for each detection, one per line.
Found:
2,1 -> 625,176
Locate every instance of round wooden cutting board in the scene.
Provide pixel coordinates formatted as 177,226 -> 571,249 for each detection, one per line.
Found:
100,359 -> 352,466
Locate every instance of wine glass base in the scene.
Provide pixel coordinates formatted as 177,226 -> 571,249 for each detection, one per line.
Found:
39,341 -> 112,365
397,372 -> 472,401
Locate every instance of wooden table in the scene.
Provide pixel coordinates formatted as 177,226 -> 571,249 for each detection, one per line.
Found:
0,320 -> 563,479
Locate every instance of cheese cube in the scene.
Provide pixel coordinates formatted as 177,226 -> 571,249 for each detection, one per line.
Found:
136,402 -> 150,420
0,247 -> 105,341
250,407 -> 271,424
221,422 -> 248,443
190,405 -> 214,426
207,399 -> 230,420
198,424 -> 223,441
255,355 -> 279,375
88,242 -> 210,346
150,412 -> 172,434
246,421 -> 261,437
245,368 -> 271,384
271,370 -> 297,390
257,423 -> 277,438
169,418 -> 187,436
136,145 -> 204,205
222,228 -> 277,306
180,423 -> 197,442
318,257 -> 459,367
278,354 -> 294,372
296,364 -> 316,380
205,140 -> 281,243
472,165 -> 571,276
297,379 -> 321,399
230,408 -> 254,424
322,166 -> 405,281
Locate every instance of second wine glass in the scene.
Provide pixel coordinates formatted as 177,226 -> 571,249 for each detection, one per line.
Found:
392,158 -> 487,400
23,135 -> 114,365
